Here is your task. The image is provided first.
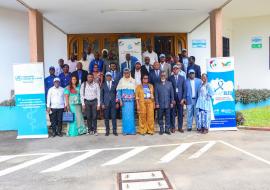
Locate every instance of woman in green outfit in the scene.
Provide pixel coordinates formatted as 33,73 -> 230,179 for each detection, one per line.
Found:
64,76 -> 87,136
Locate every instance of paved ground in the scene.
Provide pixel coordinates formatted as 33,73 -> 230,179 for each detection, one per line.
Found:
0,130 -> 270,190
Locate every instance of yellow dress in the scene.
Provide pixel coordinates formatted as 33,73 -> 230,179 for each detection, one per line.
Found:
135,84 -> 155,135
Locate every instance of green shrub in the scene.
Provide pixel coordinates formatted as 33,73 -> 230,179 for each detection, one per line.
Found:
236,89 -> 270,104
236,111 -> 245,126
0,98 -> 15,106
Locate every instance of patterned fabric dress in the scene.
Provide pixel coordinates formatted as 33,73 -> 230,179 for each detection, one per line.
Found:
64,85 -> 87,136
196,83 -> 214,129
135,84 -> 155,135
117,77 -> 136,135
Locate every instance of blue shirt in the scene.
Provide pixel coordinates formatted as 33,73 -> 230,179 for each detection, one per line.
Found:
44,75 -> 56,101
89,59 -> 104,73
59,72 -> 71,88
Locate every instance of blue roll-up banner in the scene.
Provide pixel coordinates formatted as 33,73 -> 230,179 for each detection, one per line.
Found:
13,63 -> 48,139
207,57 -> 237,131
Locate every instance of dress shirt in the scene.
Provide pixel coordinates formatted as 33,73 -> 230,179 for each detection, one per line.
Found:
59,72 -> 71,88
80,82 -> 100,106
87,53 -> 95,62
80,59 -> 90,72
107,81 -> 112,90
135,70 -> 142,86
160,62 -> 165,71
182,57 -> 189,73
55,66 -> 63,76
142,51 -> 158,66
144,64 -> 150,72
47,86 -> 65,109
67,60 -> 77,73
190,79 -> 196,98
178,70 -> 186,80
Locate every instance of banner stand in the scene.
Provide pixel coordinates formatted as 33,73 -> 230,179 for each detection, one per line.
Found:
13,63 -> 48,139
207,57 -> 237,131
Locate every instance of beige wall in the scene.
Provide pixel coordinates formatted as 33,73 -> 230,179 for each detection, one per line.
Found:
229,15 -> 270,89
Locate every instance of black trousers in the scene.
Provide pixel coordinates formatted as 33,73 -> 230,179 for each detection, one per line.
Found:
104,101 -> 117,133
170,101 -> 184,130
158,108 -> 171,132
85,99 -> 97,133
51,108 -> 64,134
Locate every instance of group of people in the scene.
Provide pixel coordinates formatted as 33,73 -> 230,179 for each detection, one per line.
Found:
46,46 -> 214,137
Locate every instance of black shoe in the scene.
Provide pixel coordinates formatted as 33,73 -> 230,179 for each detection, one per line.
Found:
113,132 -> 118,136
52,132 -> 56,137
187,128 -> 192,132
165,130 -> 171,135
170,128 -> 176,133
105,132 -> 109,136
159,131 -> 164,135
178,129 -> 184,133
57,132 -> 63,137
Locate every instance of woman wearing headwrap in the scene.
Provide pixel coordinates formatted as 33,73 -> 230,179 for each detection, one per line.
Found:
116,68 -> 136,135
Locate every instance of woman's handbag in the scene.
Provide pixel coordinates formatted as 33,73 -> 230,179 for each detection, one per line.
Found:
62,112 -> 74,122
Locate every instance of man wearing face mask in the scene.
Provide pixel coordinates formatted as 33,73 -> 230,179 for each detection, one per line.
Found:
155,71 -> 174,135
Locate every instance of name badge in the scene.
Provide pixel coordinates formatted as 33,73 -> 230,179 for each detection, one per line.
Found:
176,88 -> 179,93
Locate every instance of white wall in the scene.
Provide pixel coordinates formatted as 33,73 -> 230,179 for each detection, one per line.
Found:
0,8 -> 67,102
0,8 -> 29,102
43,20 -> 67,77
187,19 -> 211,73
230,15 -> 270,89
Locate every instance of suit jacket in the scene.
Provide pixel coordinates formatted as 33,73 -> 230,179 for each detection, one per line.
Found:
149,69 -> 161,86
100,80 -> 117,107
185,78 -> 202,105
141,65 -> 152,75
109,70 -> 121,85
155,81 -> 174,109
131,67 -> 148,79
168,75 -> 186,101
71,70 -> 88,84
160,62 -> 171,78
187,64 -> 201,79
121,59 -> 137,75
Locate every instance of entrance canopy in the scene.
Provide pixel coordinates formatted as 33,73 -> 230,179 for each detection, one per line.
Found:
1,0 -> 269,34
3,0 -> 229,33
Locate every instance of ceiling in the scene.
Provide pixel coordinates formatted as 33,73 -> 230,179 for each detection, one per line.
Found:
223,0 -> 270,19
4,0 -> 228,33
0,0 -> 269,34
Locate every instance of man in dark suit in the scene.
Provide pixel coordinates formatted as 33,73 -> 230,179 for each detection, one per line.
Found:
71,62 -> 88,85
179,49 -> 189,73
131,61 -> 148,85
100,72 -> 118,136
149,61 -> 161,86
141,56 -> 152,75
109,62 -> 121,85
155,71 -> 174,135
187,56 -> 201,79
169,65 -> 186,133
121,53 -> 138,75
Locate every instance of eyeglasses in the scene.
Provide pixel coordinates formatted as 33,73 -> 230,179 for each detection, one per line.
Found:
143,78 -> 148,80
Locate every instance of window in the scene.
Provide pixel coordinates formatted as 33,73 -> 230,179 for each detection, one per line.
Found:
223,37 -> 230,57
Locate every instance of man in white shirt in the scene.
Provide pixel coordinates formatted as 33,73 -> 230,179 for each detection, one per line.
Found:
47,78 -> 65,137
67,54 -> 77,73
80,73 -> 100,136
80,52 -> 90,72
142,45 -> 158,66
55,59 -> 64,76
87,46 -> 95,62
